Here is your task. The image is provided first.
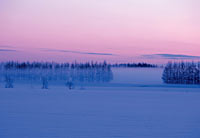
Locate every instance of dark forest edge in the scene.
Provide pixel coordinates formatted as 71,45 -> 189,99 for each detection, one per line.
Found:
0,61 -> 157,70
162,61 -> 200,84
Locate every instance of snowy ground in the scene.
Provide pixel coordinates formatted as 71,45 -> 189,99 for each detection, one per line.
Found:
112,68 -> 163,85
0,86 -> 200,138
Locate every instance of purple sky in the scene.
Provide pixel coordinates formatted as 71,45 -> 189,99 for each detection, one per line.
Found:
0,0 -> 200,63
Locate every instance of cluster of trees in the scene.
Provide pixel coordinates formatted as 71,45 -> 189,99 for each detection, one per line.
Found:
112,63 -> 157,68
162,62 -> 200,84
0,61 -> 113,89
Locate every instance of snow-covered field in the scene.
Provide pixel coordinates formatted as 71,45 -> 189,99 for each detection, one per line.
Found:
112,68 -> 163,85
0,68 -> 200,138
1,86 -> 200,138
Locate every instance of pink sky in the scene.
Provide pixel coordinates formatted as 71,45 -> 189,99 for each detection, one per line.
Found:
0,0 -> 200,63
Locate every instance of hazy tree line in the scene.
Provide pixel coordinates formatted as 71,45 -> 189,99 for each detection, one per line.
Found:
1,61 -> 157,70
162,62 -> 200,84
0,61 -> 113,89
2,61 -> 110,70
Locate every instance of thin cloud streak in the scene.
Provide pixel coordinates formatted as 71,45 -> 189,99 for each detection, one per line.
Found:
0,49 -> 17,52
41,49 -> 116,56
142,54 -> 200,59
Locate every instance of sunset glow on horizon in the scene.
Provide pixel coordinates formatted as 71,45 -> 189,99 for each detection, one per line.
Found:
0,0 -> 200,63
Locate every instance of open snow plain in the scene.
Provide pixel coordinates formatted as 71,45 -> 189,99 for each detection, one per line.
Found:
0,68 -> 200,138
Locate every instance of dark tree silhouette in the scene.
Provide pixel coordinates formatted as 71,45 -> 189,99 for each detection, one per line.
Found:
162,62 -> 200,84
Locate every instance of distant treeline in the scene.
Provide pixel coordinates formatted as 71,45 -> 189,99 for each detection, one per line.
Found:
1,61 -> 157,70
162,62 -> 200,84
2,61 -> 110,70
111,63 -> 157,68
